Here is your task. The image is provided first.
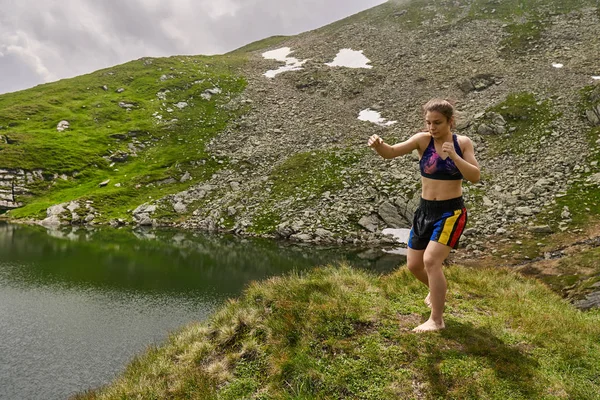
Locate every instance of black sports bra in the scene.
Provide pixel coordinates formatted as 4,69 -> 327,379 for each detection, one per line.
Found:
419,134 -> 464,180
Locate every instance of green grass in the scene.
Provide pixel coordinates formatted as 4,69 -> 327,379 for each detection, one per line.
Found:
246,149 -> 363,235
228,35 -> 292,54
74,264 -> 600,400
501,19 -> 547,53
269,149 -> 363,199
483,92 -> 559,156
0,54 -> 248,221
249,210 -> 282,236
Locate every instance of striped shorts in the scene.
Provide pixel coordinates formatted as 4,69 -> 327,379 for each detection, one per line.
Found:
408,197 -> 467,250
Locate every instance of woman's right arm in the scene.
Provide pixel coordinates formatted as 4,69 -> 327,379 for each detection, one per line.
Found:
368,133 -> 425,159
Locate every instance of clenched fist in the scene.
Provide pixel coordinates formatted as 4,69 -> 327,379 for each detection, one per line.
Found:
441,141 -> 458,160
368,134 -> 383,148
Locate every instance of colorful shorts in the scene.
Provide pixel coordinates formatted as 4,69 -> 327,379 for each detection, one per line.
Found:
408,197 -> 467,250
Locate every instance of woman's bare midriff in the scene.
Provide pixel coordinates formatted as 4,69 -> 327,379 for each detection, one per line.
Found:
420,177 -> 463,201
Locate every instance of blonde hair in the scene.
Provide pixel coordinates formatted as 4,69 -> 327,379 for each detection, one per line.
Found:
423,98 -> 456,129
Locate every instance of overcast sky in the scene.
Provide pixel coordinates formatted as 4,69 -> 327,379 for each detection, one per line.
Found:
0,0 -> 386,95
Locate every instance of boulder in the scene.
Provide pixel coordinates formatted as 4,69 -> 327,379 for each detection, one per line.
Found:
378,201 -> 409,228
358,214 -> 380,233
57,120 -> 70,132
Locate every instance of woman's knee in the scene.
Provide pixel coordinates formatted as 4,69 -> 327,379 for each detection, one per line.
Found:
423,255 -> 443,272
406,259 -> 424,273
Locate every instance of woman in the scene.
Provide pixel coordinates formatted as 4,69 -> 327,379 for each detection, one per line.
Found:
368,99 -> 480,332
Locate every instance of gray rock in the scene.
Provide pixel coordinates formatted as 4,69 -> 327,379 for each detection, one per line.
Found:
133,204 -> 157,224
156,178 -> 177,186
109,151 -> 129,163
358,214 -> 380,233
587,173 -> 600,185
478,124 -> 496,135
276,221 -> 294,238
40,215 -> 63,227
174,202 -> 187,214
471,75 -> 496,91
56,120 -> 70,132
291,220 -> 305,232
459,79 -> 475,93
575,290 -> 600,310
487,112 -> 506,126
515,207 -> 533,216
136,213 -> 153,226
315,228 -> 334,238
66,202 -> 80,212
378,201 -> 408,228
463,227 -> 478,236
528,225 -> 553,233
586,106 -> 600,126
180,172 -> 192,183
393,193 -> 419,222
47,203 -> 67,217
118,102 -> 135,109
71,213 -> 81,224
290,233 -> 313,242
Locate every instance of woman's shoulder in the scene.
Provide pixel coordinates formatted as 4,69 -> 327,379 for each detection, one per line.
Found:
412,131 -> 431,141
454,133 -> 473,145
411,132 -> 431,148
454,134 -> 475,153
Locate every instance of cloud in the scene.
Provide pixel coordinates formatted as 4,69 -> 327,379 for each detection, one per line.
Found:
0,0 -> 385,94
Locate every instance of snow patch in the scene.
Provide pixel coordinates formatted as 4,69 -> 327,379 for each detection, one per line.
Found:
358,109 -> 397,126
381,228 -> 411,244
326,49 -> 372,69
262,47 -> 308,78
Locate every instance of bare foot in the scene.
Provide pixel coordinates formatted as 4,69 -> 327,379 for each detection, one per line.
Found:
412,319 -> 445,332
424,292 -> 431,309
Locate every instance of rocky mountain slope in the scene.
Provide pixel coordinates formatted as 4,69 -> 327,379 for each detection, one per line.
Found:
176,0 -> 600,248
1,0 -> 599,299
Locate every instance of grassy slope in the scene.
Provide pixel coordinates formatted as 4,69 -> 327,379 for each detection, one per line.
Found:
0,54 -> 247,220
75,264 -> 600,400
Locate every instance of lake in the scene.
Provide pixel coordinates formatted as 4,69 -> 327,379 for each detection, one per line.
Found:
0,222 -> 405,400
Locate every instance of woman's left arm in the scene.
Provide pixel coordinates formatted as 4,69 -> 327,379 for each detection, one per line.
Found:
442,137 -> 480,183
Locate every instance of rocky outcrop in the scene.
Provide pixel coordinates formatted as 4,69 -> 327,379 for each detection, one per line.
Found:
585,85 -> 600,126
40,200 -> 100,226
0,169 -> 46,209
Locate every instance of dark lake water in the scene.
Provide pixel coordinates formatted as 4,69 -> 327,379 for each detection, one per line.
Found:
0,222 -> 405,400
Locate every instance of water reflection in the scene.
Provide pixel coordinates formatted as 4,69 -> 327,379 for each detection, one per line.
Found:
0,222 -> 405,295
0,222 -> 405,400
